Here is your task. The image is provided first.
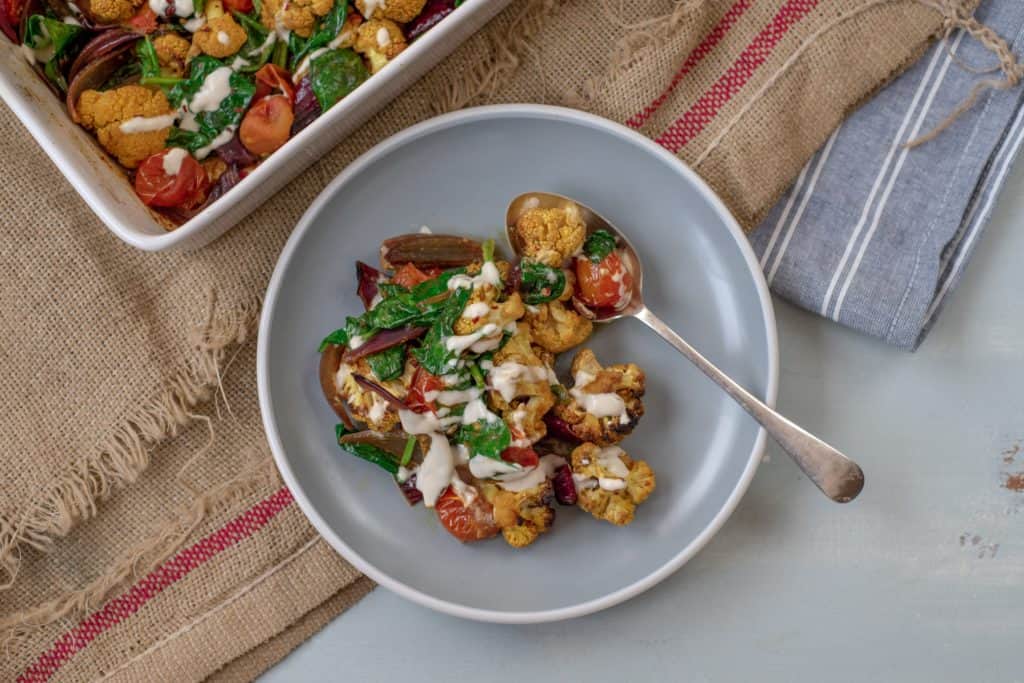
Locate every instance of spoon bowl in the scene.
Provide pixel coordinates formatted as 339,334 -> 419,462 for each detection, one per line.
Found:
506,192 -> 865,504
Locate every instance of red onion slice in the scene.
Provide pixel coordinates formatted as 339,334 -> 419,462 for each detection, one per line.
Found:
351,374 -> 410,412
66,38 -> 138,122
356,260 -> 383,310
341,326 -> 426,362
68,30 -> 139,84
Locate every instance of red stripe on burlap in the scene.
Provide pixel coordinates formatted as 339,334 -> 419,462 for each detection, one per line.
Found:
626,0 -> 756,130
17,486 -> 296,683
654,0 -> 819,153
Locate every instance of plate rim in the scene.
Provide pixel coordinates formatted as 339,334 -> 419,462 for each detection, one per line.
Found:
257,104 -> 779,624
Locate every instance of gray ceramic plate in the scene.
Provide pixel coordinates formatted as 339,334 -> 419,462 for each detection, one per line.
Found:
258,105 -> 778,623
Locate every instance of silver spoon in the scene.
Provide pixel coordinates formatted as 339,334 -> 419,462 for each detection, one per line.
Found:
506,192 -> 865,503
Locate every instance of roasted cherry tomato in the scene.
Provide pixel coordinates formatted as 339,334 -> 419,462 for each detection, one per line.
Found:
126,5 -> 158,33
134,149 -> 209,209
222,0 -> 253,13
391,263 -> 438,289
253,64 -> 295,102
500,446 -> 539,469
407,366 -> 444,414
575,250 -> 633,309
435,486 -> 499,542
240,95 -> 294,156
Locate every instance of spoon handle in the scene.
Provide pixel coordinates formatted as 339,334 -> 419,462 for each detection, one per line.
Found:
633,307 -> 864,503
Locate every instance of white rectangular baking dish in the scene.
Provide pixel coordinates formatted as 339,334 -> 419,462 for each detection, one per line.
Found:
0,0 -> 510,251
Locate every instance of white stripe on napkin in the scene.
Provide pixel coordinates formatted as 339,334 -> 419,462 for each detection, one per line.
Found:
767,126 -> 842,285
831,32 -> 965,321
818,37 -> 950,317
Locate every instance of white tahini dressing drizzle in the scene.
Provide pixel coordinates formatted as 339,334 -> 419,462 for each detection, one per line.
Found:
430,387 -> 482,407
190,66 -> 234,112
63,15 -> 81,25
194,125 -> 236,159
570,369 -> 630,424
419,225 -> 433,234
398,410 -> 454,508
488,362 -> 548,402
376,27 -> 391,47
184,16 -> 206,31
460,301 -> 491,320
161,147 -> 189,175
361,0 -> 386,18
447,261 -> 502,291
119,113 -> 179,134
367,395 -> 387,423
468,455 -> 520,479
496,454 -> 566,492
217,30 -> 231,45
445,323 -> 500,354
149,0 -> 194,18
574,446 -> 629,491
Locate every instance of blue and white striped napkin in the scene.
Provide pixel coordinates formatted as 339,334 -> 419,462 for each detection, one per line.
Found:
750,0 -> 1024,349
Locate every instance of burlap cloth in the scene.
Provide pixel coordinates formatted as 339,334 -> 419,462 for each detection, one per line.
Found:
0,0 -> 982,679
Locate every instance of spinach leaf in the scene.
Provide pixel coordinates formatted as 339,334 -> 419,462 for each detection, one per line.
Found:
412,287 -> 471,375
232,11 -> 276,73
23,15 -> 84,92
456,415 -> 510,460
308,48 -> 368,110
367,344 -> 405,381
289,0 -> 348,68
336,424 -> 399,474
410,267 -> 465,301
519,260 -> 565,304
583,229 -> 616,263
318,315 -> 377,351
167,56 -> 255,155
137,37 -> 182,87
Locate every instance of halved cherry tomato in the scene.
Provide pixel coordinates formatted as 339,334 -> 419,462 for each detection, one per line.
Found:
134,149 -> 210,209
253,64 -> 295,102
407,366 -> 444,414
435,487 -> 500,542
575,251 -> 633,309
240,95 -> 294,156
222,0 -> 253,13
500,446 -> 539,469
391,263 -> 437,289
126,5 -> 158,33
0,0 -> 26,41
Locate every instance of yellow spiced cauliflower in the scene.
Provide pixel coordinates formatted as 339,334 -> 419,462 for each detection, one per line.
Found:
354,0 -> 425,22
81,0 -> 142,23
76,85 -> 173,169
452,261 -> 522,336
335,356 -> 415,432
193,14 -> 248,57
153,34 -> 191,76
262,0 -> 333,38
525,299 -> 593,353
354,19 -> 407,73
553,348 -> 645,445
570,443 -> 655,526
480,480 -> 556,548
514,206 -> 586,266
488,326 -> 555,446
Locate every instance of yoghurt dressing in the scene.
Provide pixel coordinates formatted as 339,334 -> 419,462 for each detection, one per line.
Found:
569,369 -> 630,424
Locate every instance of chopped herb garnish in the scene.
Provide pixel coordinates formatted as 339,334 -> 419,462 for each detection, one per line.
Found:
583,229 -> 617,263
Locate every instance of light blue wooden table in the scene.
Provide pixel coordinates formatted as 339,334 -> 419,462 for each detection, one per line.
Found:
262,165 -> 1024,683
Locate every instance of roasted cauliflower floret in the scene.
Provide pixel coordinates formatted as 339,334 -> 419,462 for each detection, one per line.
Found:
480,480 -> 556,548
552,348 -> 645,445
193,14 -> 248,57
334,356 -> 415,432
354,19 -> 407,73
452,261 -> 522,335
571,443 -> 655,526
525,299 -> 593,353
515,206 -> 586,266
81,0 -> 142,23
355,0 -> 425,22
153,34 -> 191,76
76,85 -> 173,169
262,0 -> 333,38
488,326 -> 555,445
